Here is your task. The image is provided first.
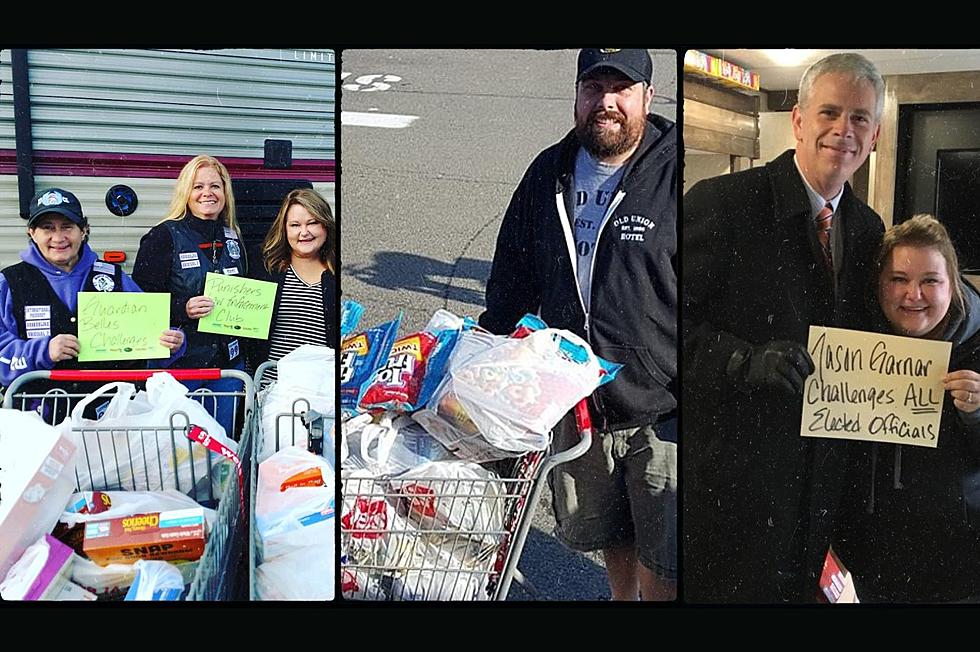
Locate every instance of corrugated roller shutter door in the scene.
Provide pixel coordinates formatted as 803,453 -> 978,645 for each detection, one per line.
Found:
25,48 -> 334,160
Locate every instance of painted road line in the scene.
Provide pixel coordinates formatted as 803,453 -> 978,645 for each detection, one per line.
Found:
341,111 -> 418,129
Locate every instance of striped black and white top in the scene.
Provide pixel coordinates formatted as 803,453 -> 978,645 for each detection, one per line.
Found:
266,265 -> 327,381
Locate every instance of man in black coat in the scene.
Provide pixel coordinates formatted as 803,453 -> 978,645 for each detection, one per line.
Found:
683,53 -> 885,602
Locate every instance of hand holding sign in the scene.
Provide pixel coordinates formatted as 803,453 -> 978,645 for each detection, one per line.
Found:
801,326 -> 952,448
197,273 -> 277,340
77,293 -> 170,362
944,369 -> 980,413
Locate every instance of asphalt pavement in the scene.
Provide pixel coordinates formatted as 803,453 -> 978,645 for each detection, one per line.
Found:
340,48 -> 676,600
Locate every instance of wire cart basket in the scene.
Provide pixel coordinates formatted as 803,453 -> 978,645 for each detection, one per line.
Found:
340,399 -> 593,601
249,360 -> 333,600
2,368 -> 254,601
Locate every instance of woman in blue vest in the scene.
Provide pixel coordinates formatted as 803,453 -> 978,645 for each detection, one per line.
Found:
0,188 -> 184,412
246,188 -> 336,384
133,155 -> 248,436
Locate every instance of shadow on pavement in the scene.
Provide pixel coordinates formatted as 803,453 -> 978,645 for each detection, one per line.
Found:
506,527 -> 610,601
345,251 -> 491,308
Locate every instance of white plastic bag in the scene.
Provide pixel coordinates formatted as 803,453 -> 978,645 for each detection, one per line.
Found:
256,447 -> 334,561
388,460 -> 504,547
346,413 -> 458,477
70,554 -> 199,599
255,530 -> 334,600
124,560 -> 184,601
63,374 -> 237,497
416,328 -> 603,461
258,345 -> 335,463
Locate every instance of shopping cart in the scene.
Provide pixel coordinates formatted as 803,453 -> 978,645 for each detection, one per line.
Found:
340,399 -> 593,601
249,360 -> 333,600
2,368 -> 255,601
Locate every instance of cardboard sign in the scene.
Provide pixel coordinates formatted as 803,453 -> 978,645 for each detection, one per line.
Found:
801,326 -> 952,448
197,273 -> 277,340
77,292 -> 170,362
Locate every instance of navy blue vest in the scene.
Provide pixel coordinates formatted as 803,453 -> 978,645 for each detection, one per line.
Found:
164,218 -> 244,367
3,259 -> 126,372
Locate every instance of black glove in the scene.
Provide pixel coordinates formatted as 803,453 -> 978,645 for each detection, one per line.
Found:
727,340 -> 815,395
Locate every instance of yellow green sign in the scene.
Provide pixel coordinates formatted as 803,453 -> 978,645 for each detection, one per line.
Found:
198,272 -> 277,340
77,292 -> 170,362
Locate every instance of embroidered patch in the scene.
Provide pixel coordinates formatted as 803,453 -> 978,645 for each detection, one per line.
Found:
224,227 -> 237,239
91,274 -> 115,292
226,239 -> 241,260
228,339 -> 240,360
179,252 -> 199,261
223,267 -> 239,275
92,261 -> 115,274
26,328 -> 51,339
181,258 -> 201,269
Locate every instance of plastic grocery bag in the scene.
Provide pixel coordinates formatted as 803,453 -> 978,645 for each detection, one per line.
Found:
62,374 -> 237,498
258,345 -> 335,463
70,554 -> 199,599
346,413 -> 458,477
124,560 -> 184,601
255,531 -> 334,600
255,447 -> 334,562
387,460 -> 503,547
415,328 -> 607,461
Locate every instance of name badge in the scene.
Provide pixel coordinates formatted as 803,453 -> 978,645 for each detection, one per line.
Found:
25,305 -> 51,320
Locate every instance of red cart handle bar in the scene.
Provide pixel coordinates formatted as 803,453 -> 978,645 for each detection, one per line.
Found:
48,368 -> 223,382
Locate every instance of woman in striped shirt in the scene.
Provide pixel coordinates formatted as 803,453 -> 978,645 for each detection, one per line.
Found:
248,188 -> 336,382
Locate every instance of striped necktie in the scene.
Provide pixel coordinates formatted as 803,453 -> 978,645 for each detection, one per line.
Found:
815,202 -> 833,271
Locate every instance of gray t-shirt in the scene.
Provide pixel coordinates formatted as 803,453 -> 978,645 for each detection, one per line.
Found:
573,148 -> 625,311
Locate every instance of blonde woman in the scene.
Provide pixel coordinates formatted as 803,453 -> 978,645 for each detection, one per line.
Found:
246,188 -> 336,379
133,155 -> 247,431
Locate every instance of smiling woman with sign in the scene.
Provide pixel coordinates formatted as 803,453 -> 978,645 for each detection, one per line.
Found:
246,188 -> 336,383
836,214 -> 980,603
133,155 -> 249,434
0,188 -> 184,397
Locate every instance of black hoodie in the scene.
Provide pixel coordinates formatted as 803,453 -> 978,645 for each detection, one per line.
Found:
479,114 -> 677,431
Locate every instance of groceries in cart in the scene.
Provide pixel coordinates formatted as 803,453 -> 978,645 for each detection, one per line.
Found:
252,447 -> 333,600
359,309 -> 471,414
1,369 -> 253,601
257,344 -> 336,464
340,304 -> 618,600
250,347 -> 336,600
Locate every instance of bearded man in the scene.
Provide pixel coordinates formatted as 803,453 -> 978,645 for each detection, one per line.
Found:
479,48 -> 677,601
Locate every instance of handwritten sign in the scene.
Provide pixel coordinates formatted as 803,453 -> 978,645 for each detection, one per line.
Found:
801,326 -> 952,448
198,273 -> 277,340
77,293 -> 170,362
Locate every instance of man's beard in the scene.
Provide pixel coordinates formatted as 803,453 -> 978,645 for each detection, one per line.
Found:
575,109 -> 645,160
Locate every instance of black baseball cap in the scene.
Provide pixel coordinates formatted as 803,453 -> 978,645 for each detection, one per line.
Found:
28,188 -> 86,227
577,48 -> 652,85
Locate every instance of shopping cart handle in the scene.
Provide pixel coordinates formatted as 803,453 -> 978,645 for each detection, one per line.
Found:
49,368 -> 224,382
547,399 -> 594,467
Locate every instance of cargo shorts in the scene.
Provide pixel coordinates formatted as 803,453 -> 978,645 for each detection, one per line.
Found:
549,413 -> 677,581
